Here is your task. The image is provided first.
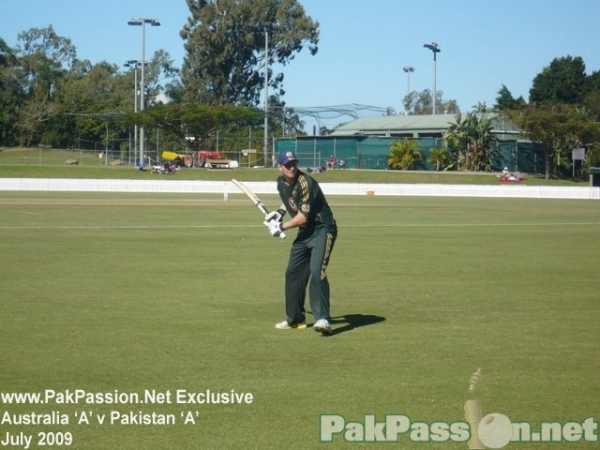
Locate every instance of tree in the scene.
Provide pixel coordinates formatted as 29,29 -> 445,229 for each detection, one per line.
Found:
444,112 -> 499,172
427,147 -> 449,171
387,138 -> 422,170
132,103 -> 262,151
14,50 -> 64,146
267,96 -> 305,136
58,61 -> 128,148
141,49 -> 179,107
180,0 -> 319,106
11,26 -> 79,146
16,25 -> 77,69
4,25 -> 180,151
582,70 -> 600,121
280,106 -> 305,136
529,56 -> 586,104
507,103 -> 600,179
0,38 -> 22,145
495,84 -> 526,111
385,106 -> 397,116
403,89 -> 460,115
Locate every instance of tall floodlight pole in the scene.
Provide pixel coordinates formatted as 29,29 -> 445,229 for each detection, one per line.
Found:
128,18 -> 160,168
403,66 -> 414,95
264,28 -> 270,167
423,42 -> 440,115
124,60 -> 140,165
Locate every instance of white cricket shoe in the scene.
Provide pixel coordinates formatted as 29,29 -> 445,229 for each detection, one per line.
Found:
313,319 -> 332,335
275,320 -> 307,330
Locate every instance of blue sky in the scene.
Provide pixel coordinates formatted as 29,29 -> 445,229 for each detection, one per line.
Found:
2,0 -> 599,130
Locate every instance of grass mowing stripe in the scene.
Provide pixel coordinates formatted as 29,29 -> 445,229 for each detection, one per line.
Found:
1,221 -> 599,230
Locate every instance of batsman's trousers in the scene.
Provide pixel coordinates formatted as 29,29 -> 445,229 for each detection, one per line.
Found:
285,227 -> 337,323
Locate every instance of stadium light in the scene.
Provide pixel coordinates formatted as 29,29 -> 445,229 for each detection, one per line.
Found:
264,28 -> 269,166
123,60 -> 145,165
423,42 -> 440,115
128,18 -> 160,168
403,66 -> 414,96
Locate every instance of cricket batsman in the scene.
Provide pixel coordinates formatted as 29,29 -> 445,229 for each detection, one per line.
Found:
264,150 -> 338,335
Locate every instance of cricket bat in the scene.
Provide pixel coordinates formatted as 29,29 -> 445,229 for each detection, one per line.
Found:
231,179 -> 286,239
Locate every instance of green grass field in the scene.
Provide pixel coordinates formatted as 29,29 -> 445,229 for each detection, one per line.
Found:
1,190 -> 599,449
0,147 -> 592,186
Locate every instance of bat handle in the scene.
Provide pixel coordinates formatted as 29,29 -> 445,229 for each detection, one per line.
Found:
280,231 -> 286,239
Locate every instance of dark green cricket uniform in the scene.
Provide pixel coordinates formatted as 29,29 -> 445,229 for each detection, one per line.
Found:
277,170 -> 337,324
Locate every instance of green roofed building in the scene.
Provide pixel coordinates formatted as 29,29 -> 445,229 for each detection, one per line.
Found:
329,114 -> 461,139
274,113 -> 542,173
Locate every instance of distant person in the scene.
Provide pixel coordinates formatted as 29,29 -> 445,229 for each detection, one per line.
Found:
326,155 -> 336,170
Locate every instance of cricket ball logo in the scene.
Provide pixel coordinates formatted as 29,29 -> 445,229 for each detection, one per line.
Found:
463,370 -> 513,449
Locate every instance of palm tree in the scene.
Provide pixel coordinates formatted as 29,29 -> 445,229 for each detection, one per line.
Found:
427,147 -> 449,171
445,113 -> 498,171
387,138 -> 422,170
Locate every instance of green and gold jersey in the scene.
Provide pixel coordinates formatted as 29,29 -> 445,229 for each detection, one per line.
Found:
277,171 -> 336,238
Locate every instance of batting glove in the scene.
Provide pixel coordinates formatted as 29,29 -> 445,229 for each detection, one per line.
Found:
263,208 -> 286,228
264,208 -> 286,222
267,220 -> 284,237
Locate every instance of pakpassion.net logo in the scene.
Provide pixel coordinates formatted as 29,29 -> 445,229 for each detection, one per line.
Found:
320,414 -> 469,444
319,413 -> 599,448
